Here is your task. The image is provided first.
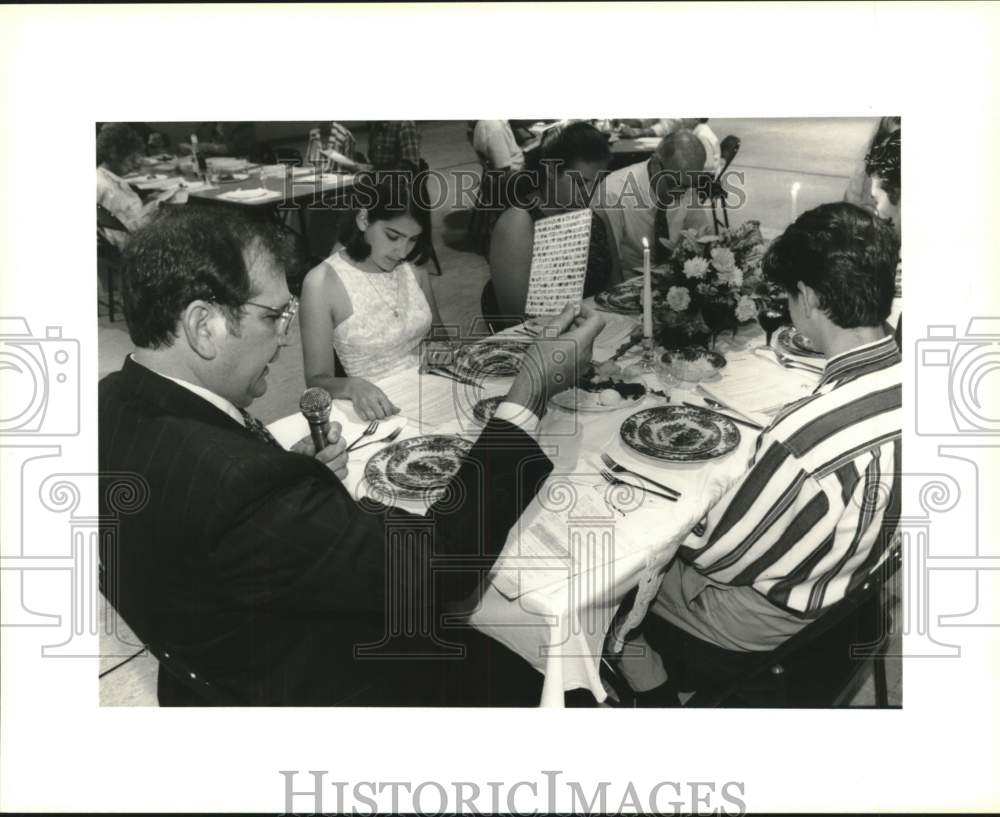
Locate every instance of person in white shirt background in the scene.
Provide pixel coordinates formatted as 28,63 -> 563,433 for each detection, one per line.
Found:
96,123 -> 180,248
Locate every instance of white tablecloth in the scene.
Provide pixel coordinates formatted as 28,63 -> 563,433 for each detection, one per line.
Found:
266,309 -> 845,705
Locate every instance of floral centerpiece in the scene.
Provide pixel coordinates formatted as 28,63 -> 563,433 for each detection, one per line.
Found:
652,220 -> 769,349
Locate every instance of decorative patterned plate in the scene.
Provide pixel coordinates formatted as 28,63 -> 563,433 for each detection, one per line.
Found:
594,281 -> 643,314
620,405 -> 741,462
455,340 -> 530,377
659,347 -> 727,382
472,395 -> 504,424
365,435 -> 472,500
774,325 -> 824,358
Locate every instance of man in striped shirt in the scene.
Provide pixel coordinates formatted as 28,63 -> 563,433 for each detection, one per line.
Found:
623,202 -> 902,703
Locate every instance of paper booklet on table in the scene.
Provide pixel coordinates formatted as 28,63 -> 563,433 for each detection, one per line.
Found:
523,208 -> 593,318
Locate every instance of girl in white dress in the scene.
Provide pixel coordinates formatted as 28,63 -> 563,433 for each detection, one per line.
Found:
299,175 -> 445,420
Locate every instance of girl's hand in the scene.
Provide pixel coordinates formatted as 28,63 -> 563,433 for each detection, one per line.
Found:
348,377 -> 400,421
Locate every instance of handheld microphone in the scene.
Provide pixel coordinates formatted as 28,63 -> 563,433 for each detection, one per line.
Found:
299,387 -> 333,454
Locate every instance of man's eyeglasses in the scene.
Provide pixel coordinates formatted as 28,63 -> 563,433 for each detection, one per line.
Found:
245,295 -> 299,335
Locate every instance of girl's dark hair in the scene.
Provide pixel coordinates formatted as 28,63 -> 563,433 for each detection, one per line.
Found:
762,202 -> 899,328
539,122 -> 611,176
97,123 -> 144,173
339,172 -> 432,266
865,129 -> 901,206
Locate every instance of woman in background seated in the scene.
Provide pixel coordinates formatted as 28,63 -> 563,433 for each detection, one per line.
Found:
865,129 -> 902,345
96,123 -> 179,248
299,174 -> 446,421
844,116 -> 901,210
484,122 -> 622,332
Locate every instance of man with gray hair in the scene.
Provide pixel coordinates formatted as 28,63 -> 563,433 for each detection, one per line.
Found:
593,129 -> 708,271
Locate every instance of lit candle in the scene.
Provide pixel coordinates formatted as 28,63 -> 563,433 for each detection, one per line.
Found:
790,181 -> 801,223
642,236 -> 653,340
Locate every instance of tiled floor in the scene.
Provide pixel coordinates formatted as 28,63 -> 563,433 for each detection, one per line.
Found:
98,117 -> 900,707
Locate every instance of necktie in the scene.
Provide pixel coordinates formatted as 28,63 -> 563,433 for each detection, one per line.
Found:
652,204 -> 671,265
239,409 -> 282,449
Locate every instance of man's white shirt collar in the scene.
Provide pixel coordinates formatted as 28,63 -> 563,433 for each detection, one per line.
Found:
130,355 -> 245,427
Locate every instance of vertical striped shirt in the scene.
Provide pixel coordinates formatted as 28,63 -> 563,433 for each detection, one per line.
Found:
326,122 -> 357,165
677,334 -> 902,618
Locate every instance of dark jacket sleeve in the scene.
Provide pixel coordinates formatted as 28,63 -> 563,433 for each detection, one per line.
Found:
209,418 -> 552,616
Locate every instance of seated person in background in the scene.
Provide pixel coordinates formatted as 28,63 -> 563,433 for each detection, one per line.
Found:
299,174 -> 446,420
593,128 -> 707,271
865,129 -> 902,343
619,202 -> 902,705
472,120 -> 525,172
485,122 -> 622,330
691,118 -> 722,175
616,118 -> 682,139
321,121 -> 365,171
99,204 -> 607,706
367,120 -> 422,172
844,116 -> 901,209
865,129 -> 901,234
96,123 -> 180,248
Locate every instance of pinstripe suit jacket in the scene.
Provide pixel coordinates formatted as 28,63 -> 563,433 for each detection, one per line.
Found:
98,356 -> 552,705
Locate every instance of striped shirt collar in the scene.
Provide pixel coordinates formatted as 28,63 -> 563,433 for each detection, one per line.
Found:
819,334 -> 900,387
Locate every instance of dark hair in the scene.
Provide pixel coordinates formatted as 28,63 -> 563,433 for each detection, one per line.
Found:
763,202 -> 900,328
539,121 -> 611,175
865,129 -> 901,206
340,172 -> 432,266
121,207 -> 299,349
97,123 -> 145,173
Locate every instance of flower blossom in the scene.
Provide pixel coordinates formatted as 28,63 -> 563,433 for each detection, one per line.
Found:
710,247 -> 737,273
734,295 -> 757,322
667,286 -> 692,311
719,265 -> 744,288
682,257 -> 710,280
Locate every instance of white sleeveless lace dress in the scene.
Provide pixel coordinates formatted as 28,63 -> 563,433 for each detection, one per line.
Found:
328,252 -> 432,380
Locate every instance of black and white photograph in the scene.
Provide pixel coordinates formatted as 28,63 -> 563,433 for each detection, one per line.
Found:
95,116 -> 904,711
3,3 -> 999,815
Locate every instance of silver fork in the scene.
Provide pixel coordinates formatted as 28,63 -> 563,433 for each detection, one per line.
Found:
349,426 -> 403,453
600,453 -> 681,498
774,351 -> 823,374
599,469 -> 678,502
345,420 -> 378,452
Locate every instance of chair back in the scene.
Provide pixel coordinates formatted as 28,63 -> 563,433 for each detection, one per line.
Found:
272,146 -> 303,167
683,537 -> 902,708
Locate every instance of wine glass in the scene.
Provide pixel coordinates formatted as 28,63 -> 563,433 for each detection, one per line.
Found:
756,298 -> 790,348
701,299 -> 734,351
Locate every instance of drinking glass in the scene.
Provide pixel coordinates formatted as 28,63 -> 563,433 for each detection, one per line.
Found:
756,298 -> 790,348
701,299 -> 733,350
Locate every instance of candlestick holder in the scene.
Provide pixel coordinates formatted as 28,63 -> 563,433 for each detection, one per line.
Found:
623,337 -> 659,377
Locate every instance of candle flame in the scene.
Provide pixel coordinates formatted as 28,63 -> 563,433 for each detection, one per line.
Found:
642,236 -> 649,249
790,182 -> 801,195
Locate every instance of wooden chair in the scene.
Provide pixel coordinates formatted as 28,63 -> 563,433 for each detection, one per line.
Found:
479,280 -> 522,335
709,135 -> 742,234
602,538 -> 902,708
416,159 -> 443,276
97,205 -> 128,321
